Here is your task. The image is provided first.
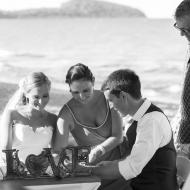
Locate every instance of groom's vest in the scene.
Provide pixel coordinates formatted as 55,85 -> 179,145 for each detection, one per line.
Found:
126,104 -> 178,190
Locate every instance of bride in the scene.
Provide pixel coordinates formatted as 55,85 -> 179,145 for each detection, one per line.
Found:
0,72 -> 57,178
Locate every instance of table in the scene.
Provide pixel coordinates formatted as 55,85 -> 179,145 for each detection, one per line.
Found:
1,176 -> 101,190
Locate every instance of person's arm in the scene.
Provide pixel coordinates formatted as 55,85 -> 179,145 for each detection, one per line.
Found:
0,109 -> 14,160
118,112 -> 171,180
100,108 -> 123,152
83,112 -> 171,180
53,106 -> 72,153
89,108 -> 123,162
183,173 -> 190,190
87,112 -> 170,180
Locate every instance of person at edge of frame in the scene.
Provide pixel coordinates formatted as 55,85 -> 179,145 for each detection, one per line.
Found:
171,0 -> 190,159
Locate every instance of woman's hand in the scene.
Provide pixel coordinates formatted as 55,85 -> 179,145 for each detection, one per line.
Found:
89,145 -> 106,163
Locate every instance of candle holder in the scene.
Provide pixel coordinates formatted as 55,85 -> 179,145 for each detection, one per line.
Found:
57,146 -> 91,177
2,146 -> 91,180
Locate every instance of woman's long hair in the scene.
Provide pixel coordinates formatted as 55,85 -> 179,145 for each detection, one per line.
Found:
3,72 -> 51,111
0,72 -> 51,125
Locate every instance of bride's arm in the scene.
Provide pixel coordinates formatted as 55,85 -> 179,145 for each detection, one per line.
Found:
0,109 -> 14,160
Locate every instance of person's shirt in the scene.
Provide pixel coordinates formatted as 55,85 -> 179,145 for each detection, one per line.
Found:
183,173 -> 190,190
118,99 -> 172,180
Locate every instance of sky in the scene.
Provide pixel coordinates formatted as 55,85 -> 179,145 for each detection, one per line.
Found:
0,0 -> 183,18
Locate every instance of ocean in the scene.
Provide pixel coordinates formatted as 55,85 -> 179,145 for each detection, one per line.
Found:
0,18 -> 187,119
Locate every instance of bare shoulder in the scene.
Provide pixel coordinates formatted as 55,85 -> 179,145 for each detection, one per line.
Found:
1,108 -> 24,126
4,108 -> 19,120
57,104 -> 74,130
58,104 -> 71,120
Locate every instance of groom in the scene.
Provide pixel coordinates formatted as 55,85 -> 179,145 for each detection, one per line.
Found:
86,69 -> 178,190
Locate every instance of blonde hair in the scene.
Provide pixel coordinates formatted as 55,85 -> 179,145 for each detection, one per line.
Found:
3,72 -> 51,110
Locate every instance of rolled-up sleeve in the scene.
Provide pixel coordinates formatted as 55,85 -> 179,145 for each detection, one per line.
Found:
118,112 -> 170,180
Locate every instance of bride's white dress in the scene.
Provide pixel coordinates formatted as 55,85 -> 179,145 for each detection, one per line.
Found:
0,123 -> 53,178
12,123 -> 53,162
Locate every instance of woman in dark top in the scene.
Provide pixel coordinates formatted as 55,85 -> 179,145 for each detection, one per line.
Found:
54,63 -> 124,164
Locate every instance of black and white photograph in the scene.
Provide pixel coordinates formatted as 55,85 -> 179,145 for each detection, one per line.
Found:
0,0 -> 189,189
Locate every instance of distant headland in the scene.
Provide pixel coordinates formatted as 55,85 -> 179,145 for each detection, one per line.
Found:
0,0 -> 146,18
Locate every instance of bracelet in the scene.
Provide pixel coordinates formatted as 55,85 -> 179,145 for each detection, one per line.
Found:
97,145 -> 106,155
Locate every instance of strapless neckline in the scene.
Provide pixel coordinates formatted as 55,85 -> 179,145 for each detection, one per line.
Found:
12,123 -> 53,162
14,123 -> 53,132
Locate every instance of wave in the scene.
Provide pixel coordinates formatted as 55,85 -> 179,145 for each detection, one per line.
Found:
0,50 -> 46,60
0,50 -> 13,58
13,52 -> 46,59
